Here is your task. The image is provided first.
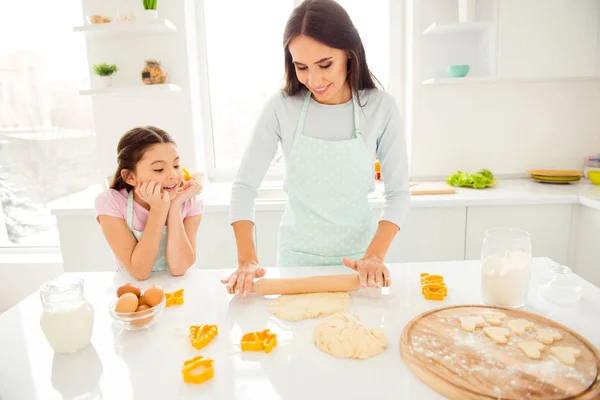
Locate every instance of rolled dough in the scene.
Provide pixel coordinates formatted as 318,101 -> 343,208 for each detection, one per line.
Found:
313,313 -> 388,359
269,292 -> 350,322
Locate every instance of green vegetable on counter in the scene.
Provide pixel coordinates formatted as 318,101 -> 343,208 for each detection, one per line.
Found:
446,169 -> 495,189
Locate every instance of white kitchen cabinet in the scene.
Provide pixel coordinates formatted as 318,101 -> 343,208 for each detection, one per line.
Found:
384,207 -> 467,263
196,212 -> 250,270
572,205 -> 600,287
255,211 -> 283,267
465,205 -> 573,265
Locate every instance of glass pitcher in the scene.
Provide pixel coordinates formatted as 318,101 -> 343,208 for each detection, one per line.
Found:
40,276 -> 94,354
480,228 -> 532,308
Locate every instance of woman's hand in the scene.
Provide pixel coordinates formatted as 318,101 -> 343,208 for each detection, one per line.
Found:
135,181 -> 170,214
342,255 -> 391,288
220,261 -> 266,296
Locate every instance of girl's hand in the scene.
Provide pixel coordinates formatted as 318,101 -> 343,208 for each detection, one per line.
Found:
172,177 -> 203,206
136,181 -> 170,214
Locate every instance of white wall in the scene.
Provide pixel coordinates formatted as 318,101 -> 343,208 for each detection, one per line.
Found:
81,0 -> 205,181
411,0 -> 600,178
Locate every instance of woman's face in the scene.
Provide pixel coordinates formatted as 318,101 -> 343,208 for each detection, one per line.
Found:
288,35 -> 350,105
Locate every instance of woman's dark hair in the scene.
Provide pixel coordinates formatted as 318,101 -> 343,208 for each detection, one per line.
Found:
282,0 -> 381,103
110,126 -> 176,191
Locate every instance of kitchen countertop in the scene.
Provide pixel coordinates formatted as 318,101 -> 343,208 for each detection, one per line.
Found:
50,178 -> 600,215
1,258 -> 599,400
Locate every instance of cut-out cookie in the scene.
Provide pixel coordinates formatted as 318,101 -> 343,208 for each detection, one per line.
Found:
460,316 -> 485,332
537,329 -> 562,345
518,341 -> 545,359
483,327 -> 510,344
507,319 -> 534,335
551,346 -> 581,366
483,311 -> 506,326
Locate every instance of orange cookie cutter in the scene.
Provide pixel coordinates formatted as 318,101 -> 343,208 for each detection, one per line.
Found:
165,289 -> 184,307
189,324 -> 218,350
182,355 -> 214,384
420,273 -> 448,300
240,329 -> 277,353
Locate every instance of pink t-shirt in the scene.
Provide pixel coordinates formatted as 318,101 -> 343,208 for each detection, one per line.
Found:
94,188 -> 204,231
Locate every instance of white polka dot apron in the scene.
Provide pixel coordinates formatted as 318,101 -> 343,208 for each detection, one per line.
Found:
277,90 -> 377,267
126,190 -> 169,271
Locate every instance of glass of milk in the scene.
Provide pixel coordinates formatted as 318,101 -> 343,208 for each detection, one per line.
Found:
40,276 -> 95,354
481,228 -> 532,308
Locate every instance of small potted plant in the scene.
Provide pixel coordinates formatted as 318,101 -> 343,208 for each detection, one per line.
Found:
92,63 -> 118,89
142,0 -> 158,21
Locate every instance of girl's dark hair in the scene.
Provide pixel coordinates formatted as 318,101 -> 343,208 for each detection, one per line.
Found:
282,0 -> 380,104
110,126 -> 176,191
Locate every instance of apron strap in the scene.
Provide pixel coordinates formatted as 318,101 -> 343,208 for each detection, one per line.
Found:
295,89 -> 362,138
126,190 -> 135,231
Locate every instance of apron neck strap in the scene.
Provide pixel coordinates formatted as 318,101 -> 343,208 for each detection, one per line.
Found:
296,89 -> 361,138
126,190 -> 135,231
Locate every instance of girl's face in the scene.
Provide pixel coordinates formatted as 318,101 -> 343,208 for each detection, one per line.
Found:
123,143 -> 184,199
288,35 -> 350,105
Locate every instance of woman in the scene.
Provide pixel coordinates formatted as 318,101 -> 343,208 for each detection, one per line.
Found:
221,0 -> 410,295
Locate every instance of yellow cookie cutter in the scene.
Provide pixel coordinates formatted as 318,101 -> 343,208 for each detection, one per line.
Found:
240,329 -> 277,353
189,324 -> 218,350
420,273 -> 445,285
182,167 -> 192,181
182,356 -> 214,385
165,289 -> 184,307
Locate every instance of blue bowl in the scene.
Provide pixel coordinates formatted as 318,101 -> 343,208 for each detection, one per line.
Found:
446,65 -> 470,77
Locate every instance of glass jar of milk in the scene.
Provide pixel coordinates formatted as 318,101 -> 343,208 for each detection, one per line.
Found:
40,276 -> 94,354
481,228 -> 532,308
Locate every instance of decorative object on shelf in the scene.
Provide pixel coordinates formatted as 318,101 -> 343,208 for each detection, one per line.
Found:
374,158 -> 382,181
117,0 -> 136,22
141,60 -> 167,85
458,0 -> 476,23
87,14 -> 111,24
446,64 -> 470,78
588,170 -> 600,185
92,62 -> 119,89
142,0 -> 158,21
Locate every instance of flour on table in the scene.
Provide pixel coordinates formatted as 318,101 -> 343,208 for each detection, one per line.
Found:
269,292 -> 349,322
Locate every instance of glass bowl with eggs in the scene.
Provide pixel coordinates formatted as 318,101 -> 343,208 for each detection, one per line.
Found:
109,283 -> 166,330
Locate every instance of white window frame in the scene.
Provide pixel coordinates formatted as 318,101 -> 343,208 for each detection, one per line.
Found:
195,0 -> 407,182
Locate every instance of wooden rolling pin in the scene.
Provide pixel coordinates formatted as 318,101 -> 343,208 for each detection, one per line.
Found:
251,274 -> 361,295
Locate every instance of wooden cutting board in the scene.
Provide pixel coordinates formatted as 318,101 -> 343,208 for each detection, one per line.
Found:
400,305 -> 600,399
410,182 -> 456,195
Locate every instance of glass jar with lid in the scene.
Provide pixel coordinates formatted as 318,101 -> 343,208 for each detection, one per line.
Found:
40,276 -> 94,354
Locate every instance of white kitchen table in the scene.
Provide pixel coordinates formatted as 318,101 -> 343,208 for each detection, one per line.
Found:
1,258 -> 599,400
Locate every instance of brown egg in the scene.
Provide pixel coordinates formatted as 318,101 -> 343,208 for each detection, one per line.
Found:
143,285 -> 164,307
138,294 -> 146,307
117,283 -> 141,298
115,293 -> 139,313
131,304 -> 153,327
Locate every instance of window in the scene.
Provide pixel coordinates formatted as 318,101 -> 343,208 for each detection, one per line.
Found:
199,0 -> 394,179
0,0 -> 98,247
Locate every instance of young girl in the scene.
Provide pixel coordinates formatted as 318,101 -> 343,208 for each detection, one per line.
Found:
95,126 -> 203,280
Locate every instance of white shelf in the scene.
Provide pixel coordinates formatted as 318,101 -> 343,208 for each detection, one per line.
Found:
73,19 -> 176,38
79,83 -> 181,96
423,21 -> 494,35
422,76 -> 600,85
